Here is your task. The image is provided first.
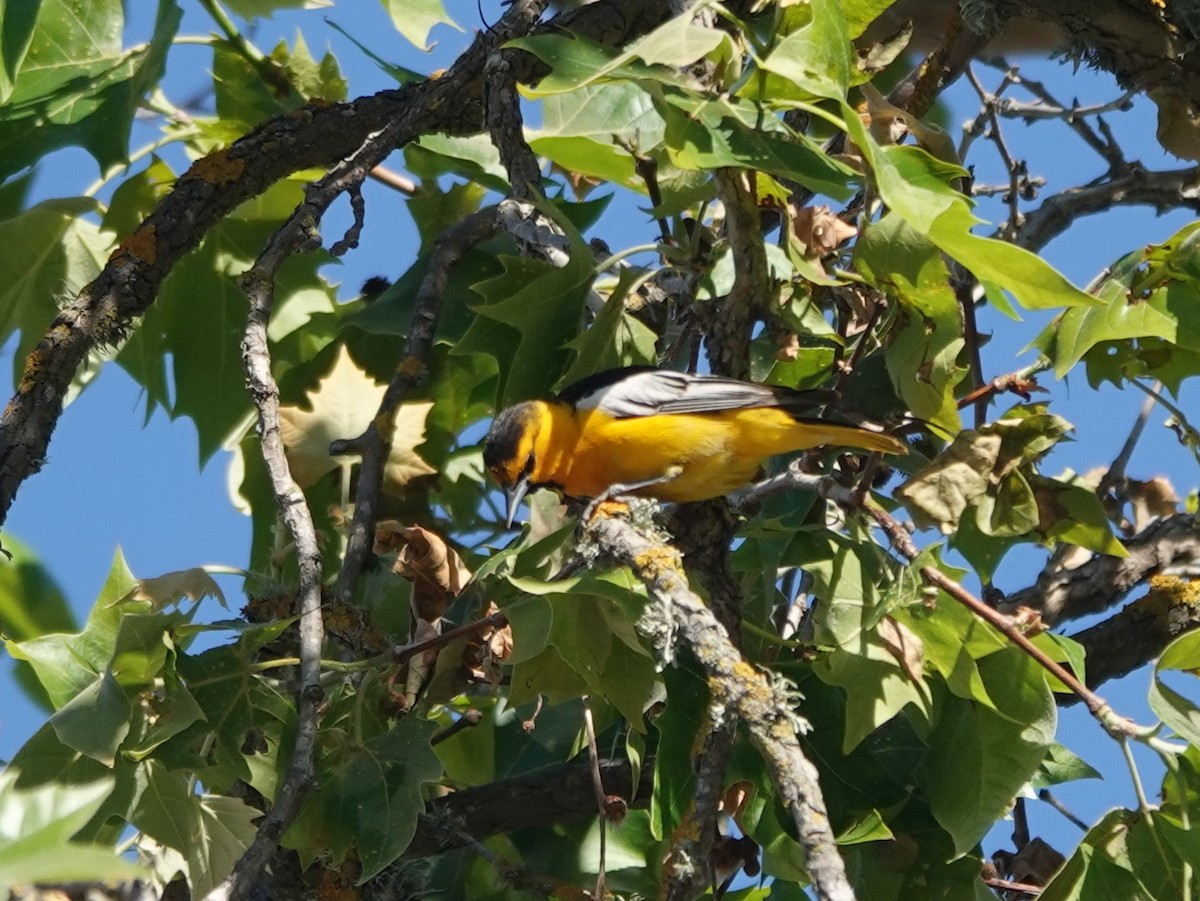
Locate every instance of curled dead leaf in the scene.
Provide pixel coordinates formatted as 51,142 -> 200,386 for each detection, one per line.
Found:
127,568 -> 226,610
375,522 -> 471,622
792,204 -> 858,257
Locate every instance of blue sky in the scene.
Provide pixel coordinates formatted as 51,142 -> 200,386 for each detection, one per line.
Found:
1,0 -> 1197,879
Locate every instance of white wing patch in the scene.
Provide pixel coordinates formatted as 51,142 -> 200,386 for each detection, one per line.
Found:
575,370 -> 785,418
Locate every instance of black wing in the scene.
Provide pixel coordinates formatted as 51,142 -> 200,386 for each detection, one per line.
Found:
558,367 -> 833,419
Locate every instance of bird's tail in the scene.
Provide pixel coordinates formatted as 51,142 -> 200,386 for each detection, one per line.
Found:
792,419 -> 909,456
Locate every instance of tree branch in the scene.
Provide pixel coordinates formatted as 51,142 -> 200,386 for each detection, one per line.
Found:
1063,582 -> 1200,702
1000,513 -> 1200,626
1015,165 -> 1200,252
329,207 -> 499,605
587,508 -> 856,901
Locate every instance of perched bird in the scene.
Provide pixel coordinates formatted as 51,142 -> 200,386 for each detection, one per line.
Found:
483,367 -> 907,525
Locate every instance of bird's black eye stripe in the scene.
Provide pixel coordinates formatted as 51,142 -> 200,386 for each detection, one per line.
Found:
521,454 -> 535,478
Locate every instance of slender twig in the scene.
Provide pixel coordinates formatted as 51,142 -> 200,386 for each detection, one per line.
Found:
955,361 -> 1050,412
1036,789 -> 1090,831
369,165 -> 419,195
329,208 -> 499,605
394,611 -> 509,665
988,63 -> 1127,172
995,90 -> 1136,122
964,67 -> 1025,237
1096,383 -> 1158,499
581,697 -> 608,901
1012,797 -> 1030,850
982,877 -> 1043,896
954,275 -> 989,427
431,709 -> 483,745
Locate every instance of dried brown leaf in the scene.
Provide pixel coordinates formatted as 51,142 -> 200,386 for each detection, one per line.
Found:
128,568 -> 226,610
375,522 -> 471,622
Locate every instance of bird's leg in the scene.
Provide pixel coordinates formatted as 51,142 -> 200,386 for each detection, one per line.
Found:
582,465 -> 684,521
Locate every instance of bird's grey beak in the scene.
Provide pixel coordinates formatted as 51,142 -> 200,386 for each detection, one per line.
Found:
504,475 -> 531,528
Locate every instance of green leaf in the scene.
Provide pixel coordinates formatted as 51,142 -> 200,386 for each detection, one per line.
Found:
975,469 -> 1038,537
505,32 -> 688,98
560,268 -> 659,386
844,0 -> 906,38
298,716 -> 443,881
813,635 -> 930,752
0,197 -> 111,388
380,0 -> 460,51
0,534 -> 74,708
119,213 -> 337,462
7,548 -> 144,710
530,82 -> 666,188
505,571 -> 656,726
759,0 -> 851,100
927,648 -> 1056,854
857,213 -> 965,434
1033,743 -> 1102,789
835,808 -> 895,845
175,643 -> 259,789
131,761 -> 258,899
1040,809 -> 1176,901
0,0 -> 40,101
661,94 -> 854,200
0,0 -> 181,180
48,670 -> 132,766
844,110 -> 1096,312
1150,629 -> 1200,746
455,225 -> 596,406
1031,472 -> 1128,557
0,772 -> 140,885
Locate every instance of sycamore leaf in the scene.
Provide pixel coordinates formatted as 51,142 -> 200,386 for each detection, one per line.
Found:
379,0 -> 461,52
279,346 -> 436,490
895,431 -> 1001,532
0,773 -> 141,885
128,568 -> 227,610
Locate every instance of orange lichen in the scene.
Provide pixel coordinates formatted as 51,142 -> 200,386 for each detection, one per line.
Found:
187,148 -> 246,185
110,224 -> 158,265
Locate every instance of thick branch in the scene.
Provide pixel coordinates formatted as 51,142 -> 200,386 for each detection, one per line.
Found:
1015,165 -> 1200,252
991,0 -> 1200,114
1063,588 -> 1200,703
1000,513 -> 1200,626
588,510 -> 855,901
404,757 -> 653,858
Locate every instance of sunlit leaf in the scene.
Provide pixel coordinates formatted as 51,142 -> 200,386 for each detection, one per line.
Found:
278,345 -> 437,490
379,0 -> 460,51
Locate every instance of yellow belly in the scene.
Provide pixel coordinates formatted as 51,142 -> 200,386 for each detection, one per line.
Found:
557,408 -> 800,503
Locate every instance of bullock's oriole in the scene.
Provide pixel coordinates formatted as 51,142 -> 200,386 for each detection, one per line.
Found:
483,366 -> 907,525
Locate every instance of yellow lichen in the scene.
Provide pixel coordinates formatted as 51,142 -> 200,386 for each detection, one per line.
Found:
632,546 -> 682,579
1148,573 -> 1200,606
